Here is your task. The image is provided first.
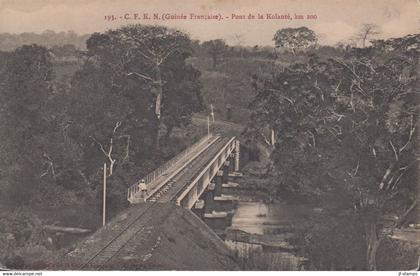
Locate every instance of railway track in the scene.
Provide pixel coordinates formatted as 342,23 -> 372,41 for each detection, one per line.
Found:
148,137 -> 229,202
78,136 -> 231,269
145,135 -> 220,202
153,137 -> 230,203
79,202 -> 157,269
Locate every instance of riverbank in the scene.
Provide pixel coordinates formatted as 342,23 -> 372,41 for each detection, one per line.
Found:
204,154 -> 318,270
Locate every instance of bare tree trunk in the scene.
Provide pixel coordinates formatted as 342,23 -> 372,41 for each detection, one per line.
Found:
365,223 -> 380,270
155,66 -> 163,120
109,159 -> 115,176
270,128 -> 276,148
362,33 -> 368,48
89,121 -> 121,176
257,133 -> 275,176
154,66 -> 163,150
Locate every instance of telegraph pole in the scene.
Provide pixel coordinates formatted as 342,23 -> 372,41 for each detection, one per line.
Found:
207,116 -> 210,136
210,104 -> 215,123
103,163 -> 107,226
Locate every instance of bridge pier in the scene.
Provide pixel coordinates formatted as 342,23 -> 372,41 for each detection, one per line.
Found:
181,139 -> 242,237
213,167 -> 235,212
230,140 -> 243,178
202,161 -> 238,231
192,199 -> 205,218
234,140 -> 240,171
212,195 -> 236,212
214,170 -> 224,197
203,212 -> 233,230
202,182 -> 216,215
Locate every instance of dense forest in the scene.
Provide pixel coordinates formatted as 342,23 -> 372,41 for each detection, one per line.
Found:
246,33 -> 419,270
0,25 -> 418,270
0,25 -> 205,268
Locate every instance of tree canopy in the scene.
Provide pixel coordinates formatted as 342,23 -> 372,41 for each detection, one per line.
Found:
248,34 -> 419,270
355,24 -> 381,48
0,25 -> 204,213
273,27 -> 318,54
202,39 -> 228,69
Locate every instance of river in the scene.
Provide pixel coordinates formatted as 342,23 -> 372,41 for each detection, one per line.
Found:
222,200 -> 312,270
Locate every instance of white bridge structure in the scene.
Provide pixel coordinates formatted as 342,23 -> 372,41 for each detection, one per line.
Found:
127,134 -> 240,209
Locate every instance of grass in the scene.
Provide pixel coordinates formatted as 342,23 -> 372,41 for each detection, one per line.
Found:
234,244 -> 302,270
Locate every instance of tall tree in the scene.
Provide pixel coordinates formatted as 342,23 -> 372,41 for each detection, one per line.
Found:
202,39 -> 228,69
0,45 -> 54,202
355,24 -> 381,47
69,61 -> 145,178
273,27 -> 318,55
161,61 -> 203,140
85,25 -> 201,149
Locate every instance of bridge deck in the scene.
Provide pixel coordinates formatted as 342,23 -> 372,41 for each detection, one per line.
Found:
148,137 -> 231,202
129,134 -> 219,203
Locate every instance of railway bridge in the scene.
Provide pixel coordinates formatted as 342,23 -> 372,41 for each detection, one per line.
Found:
127,134 -> 241,208
55,134 -> 242,270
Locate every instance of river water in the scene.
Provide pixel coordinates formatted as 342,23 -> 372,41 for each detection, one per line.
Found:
231,201 -> 312,234
224,201 -> 312,270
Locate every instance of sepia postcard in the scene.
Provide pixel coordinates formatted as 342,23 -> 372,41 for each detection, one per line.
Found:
0,0 -> 418,273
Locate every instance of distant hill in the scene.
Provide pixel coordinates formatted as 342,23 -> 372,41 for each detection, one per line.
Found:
0,30 -> 89,51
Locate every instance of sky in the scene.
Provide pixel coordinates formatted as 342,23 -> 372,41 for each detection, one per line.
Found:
0,0 -> 419,46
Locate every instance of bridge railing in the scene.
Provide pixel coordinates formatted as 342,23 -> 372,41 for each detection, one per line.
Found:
127,133 -> 213,202
175,136 -> 236,208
